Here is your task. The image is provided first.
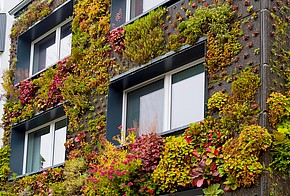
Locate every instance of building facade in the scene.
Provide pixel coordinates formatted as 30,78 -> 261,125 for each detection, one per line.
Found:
0,0 -> 289,195
0,0 -> 20,147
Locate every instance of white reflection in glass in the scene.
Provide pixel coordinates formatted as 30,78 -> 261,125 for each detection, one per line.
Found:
53,126 -> 66,165
171,71 -> 205,129
60,23 -> 72,60
33,32 -> 57,74
26,126 -> 51,173
139,88 -> 164,134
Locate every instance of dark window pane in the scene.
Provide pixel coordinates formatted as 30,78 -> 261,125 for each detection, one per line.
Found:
126,79 -> 164,134
111,0 -> 126,29
33,31 -> 57,74
26,126 -> 51,173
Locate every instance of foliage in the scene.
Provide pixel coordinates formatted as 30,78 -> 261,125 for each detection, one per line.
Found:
207,91 -> 229,112
231,70 -> 261,102
270,131 -> 290,175
203,183 -> 224,196
123,8 -> 166,65
0,146 -> 11,184
184,122 -> 225,188
267,92 -> 290,127
129,133 -> 164,173
109,26 -> 125,55
62,0 -> 112,137
168,4 -> 242,77
50,157 -> 87,195
10,0 -> 51,39
220,125 -> 272,190
207,70 -> 260,134
11,167 -> 64,195
1,0 -> 280,194
83,140 -> 142,195
18,80 -> 38,104
152,136 -> 195,193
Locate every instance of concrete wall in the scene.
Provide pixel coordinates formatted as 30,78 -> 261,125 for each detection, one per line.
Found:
0,0 -> 20,147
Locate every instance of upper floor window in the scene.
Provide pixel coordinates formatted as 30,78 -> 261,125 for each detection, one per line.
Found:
14,0 -> 73,84
31,21 -> 72,76
111,0 -> 167,29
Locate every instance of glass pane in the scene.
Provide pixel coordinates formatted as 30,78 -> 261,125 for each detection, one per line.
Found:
53,119 -> 67,165
26,126 -> 51,173
143,0 -> 164,13
33,31 -> 57,74
127,79 -> 164,134
60,23 -> 72,60
111,0 -> 126,29
171,64 -> 205,129
130,0 -> 164,19
130,0 -> 142,19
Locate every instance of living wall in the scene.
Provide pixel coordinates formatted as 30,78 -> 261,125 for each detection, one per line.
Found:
0,0 -> 289,195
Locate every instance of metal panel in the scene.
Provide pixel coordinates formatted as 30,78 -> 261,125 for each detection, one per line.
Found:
0,13 -> 6,52
10,129 -> 25,175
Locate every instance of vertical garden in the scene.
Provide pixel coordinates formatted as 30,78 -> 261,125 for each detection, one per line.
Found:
0,0 -> 289,195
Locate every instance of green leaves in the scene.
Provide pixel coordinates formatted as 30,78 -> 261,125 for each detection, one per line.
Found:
203,183 -> 224,196
124,8 -> 166,66
221,126 -> 272,189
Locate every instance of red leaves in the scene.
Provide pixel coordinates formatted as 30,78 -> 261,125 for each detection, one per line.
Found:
196,178 -> 204,187
19,80 -> 38,104
129,133 -> 164,173
109,27 -> 125,55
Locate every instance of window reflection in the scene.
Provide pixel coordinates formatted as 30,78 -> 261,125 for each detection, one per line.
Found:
60,23 -> 72,60
126,79 -> 164,135
33,32 -> 57,74
26,126 -> 51,173
171,66 -> 205,129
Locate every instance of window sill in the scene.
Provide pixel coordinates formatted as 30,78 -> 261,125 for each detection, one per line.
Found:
14,55 -> 71,87
8,162 -> 64,181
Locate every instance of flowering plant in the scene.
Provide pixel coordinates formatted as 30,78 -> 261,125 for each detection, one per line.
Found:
83,140 -> 142,195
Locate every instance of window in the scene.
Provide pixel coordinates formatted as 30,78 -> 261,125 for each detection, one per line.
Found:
23,118 -> 67,174
127,0 -> 165,21
106,40 -> 206,144
14,0 -> 73,84
124,62 -> 205,135
110,0 -> 168,29
31,21 -> 72,76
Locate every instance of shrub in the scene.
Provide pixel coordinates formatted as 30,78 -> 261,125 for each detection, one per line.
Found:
124,8 -> 166,65
220,125 -> 272,190
152,136 -> 195,193
83,140 -> 142,195
129,133 -> 164,173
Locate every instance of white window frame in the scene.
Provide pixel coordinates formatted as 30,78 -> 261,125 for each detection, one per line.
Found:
122,57 -> 205,135
29,18 -> 72,77
22,116 -> 67,174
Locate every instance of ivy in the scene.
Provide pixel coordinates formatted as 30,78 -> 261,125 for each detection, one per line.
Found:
0,146 -> 11,186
